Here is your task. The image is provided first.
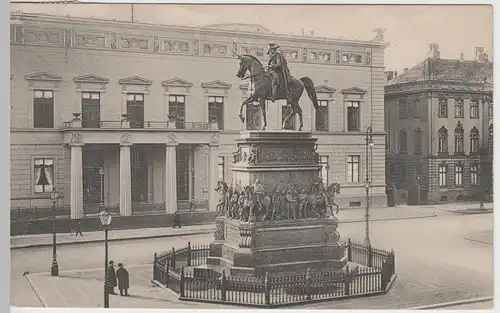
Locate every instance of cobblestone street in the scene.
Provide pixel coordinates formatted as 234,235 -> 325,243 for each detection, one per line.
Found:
11,211 -> 493,309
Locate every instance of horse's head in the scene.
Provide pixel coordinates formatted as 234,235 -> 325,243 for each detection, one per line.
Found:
326,183 -> 341,197
236,54 -> 250,79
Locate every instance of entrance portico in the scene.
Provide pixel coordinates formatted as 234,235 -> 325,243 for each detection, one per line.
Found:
63,128 -> 220,218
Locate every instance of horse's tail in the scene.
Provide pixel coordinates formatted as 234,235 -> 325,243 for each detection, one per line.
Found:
300,77 -> 318,110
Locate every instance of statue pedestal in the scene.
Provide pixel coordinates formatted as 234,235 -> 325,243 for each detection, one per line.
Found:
207,130 -> 346,277
207,216 -> 346,277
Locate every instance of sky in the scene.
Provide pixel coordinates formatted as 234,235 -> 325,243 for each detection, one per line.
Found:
10,3 -> 493,72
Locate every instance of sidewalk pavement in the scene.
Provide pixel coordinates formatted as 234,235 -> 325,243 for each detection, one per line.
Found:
464,230 -> 494,245
11,202 -> 489,250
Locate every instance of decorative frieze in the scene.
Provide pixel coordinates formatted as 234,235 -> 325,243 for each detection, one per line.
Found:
23,27 -> 65,46
340,52 -> 365,65
74,31 -> 108,49
118,35 -> 150,51
309,50 -> 333,63
162,39 -> 190,54
201,42 -> 229,56
281,48 -> 300,61
240,45 -> 265,57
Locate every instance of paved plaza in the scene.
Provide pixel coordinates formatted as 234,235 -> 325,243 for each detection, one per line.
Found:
11,206 -> 493,309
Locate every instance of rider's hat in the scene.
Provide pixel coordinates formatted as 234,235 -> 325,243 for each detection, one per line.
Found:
267,43 -> 280,55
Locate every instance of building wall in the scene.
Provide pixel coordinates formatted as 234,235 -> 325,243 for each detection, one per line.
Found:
10,13 -> 388,210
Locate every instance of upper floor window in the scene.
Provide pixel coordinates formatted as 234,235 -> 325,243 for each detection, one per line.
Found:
347,155 -> 360,183
126,93 -> 144,128
217,156 -> 225,180
169,95 -> 186,129
470,127 -> 479,154
399,129 -> 407,154
470,99 -> 479,119
347,101 -> 360,131
413,98 -> 422,118
208,96 -> 224,130
320,155 -> 329,185
438,163 -> 447,187
438,126 -> 448,154
281,102 -> 295,130
438,98 -> 448,118
454,163 -> 464,186
33,90 -> 54,128
454,99 -> 464,118
414,128 -> 423,155
398,99 -> 407,119
34,158 -> 54,193
454,122 -> 464,154
82,91 -> 101,128
316,100 -> 329,132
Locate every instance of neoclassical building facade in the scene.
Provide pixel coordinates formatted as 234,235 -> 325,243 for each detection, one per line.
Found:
10,12 -> 389,218
385,44 -> 493,205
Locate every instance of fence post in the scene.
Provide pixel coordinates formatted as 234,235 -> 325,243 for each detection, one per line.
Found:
187,242 -> 192,266
172,247 -> 176,269
264,272 -> 270,305
391,249 -> 395,274
153,253 -> 158,280
367,244 -> 373,267
305,268 -> 312,300
180,266 -> 185,297
347,239 -> 352,261
164,260 -> 170,287
343,265 -> 350,296
221,269 -> 227,301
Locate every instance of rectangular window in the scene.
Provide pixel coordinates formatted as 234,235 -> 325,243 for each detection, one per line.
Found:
33,90 -> 54,128
414,129 -> 423,155
82,92 -> 101,128
470,133 -> 479,153
126,93 -> 144,128
470,164 -> 479,185
438,99 -> 448,118
347,155 -> 360,183
208,96 -> 224,130
347,101 -> 360,131
413,99 -> 422,118
217,156 -> 225,181
320,155 -> 329,185
438,165 -> 447,187
34,158 -> 54,193
316,100 -> 329,131
454,99 -> 464,118
470,100 -> 479,119
169,95 -> 185,129
454,165 -> 463,186
398,100 -> 407,119
488,101 -> 493,118
281,102 -> 295,130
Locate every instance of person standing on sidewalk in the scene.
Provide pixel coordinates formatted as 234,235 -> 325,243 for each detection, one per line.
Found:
106,260 -> 117,295
116,263 -> 130,296
173,211 -> 181,228
75,219 -> 83,237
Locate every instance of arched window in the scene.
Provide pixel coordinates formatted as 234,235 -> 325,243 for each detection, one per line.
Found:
470,163 -> 480,185
399,129 -> 407,154
414,128 -> 423,154
438,126 -> 448,154
398,99 -> 407,119
469,127 -> 479,154
454,98 -> 464,118
454,121 -> 464,154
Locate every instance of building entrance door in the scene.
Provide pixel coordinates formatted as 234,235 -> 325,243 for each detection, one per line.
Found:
82,147 -> 104,205
131,149 -> 148,202
176,147 -> 190,201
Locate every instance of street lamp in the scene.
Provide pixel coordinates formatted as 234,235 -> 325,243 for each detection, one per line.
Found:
365,126 -> 374,247
416,173 -> 421,205
50,189 -> 60,277
98,210 -> 112,308
98,167 -> 104,205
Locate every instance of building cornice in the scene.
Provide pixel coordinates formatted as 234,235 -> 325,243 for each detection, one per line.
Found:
10,12 -> 390,49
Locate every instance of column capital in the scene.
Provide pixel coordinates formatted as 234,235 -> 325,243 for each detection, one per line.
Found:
120,133 -> 133,146
69,132 -> 84,146
166,133 -> 178,146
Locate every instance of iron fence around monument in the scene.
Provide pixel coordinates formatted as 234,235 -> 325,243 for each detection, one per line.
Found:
152,239 -> 396,307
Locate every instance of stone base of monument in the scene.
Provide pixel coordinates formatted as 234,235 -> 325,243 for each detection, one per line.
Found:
207,216 -> 347,277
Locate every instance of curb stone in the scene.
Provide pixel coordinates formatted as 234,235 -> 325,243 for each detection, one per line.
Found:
407,296 -> 493,310
11,214 -> 437,250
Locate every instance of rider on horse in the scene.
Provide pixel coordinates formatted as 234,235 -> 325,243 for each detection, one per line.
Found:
313,177 -> 331,212
267,43 -> 292,102
252,179 -> 265,211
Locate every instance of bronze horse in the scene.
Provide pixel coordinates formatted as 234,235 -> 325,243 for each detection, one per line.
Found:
303,182 -> 341,218
236,54 -> 320,131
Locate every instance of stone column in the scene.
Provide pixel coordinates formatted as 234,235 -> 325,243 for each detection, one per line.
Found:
69,138 -> 84,219
208,133 -> 220,212
119,134 -> 132,216
165,134 -> 178,214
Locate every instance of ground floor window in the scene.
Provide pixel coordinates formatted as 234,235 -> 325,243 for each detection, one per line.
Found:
34,158 -> 54,193
438,164 -> 447,187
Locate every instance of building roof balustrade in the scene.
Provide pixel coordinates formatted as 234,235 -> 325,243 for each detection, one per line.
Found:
60,119 -> 218,131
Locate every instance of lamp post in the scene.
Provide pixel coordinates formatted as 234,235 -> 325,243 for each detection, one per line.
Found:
364,126 -> 374,247
50,189 -> 60,277
98,210 -> 112,308
99,167 -> 104,205
416,173 -> 421,205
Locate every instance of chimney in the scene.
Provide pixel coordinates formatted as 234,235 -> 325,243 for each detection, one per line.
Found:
460,53 -> 464,61
475,47 -> 484,62
385,71 -> 394,82
428,43 -> 440,59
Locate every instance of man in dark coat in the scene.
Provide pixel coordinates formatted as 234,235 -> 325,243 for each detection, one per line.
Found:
116,263 -> 130,296
173,211 -> 181,228
106,260 -> 117,295
267,43 -> 292,102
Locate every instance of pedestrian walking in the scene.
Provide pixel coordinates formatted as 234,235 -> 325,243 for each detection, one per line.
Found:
173,211 -> 181,228
116,263 -> 130,296
75,219 -> 83,237
106,260 -> 117,295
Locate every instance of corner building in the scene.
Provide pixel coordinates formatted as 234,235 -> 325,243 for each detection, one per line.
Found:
385,44 -> 493,205
10,12 -> 389,218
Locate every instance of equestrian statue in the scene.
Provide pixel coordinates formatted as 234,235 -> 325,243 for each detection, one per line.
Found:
236,43 -> 320,131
